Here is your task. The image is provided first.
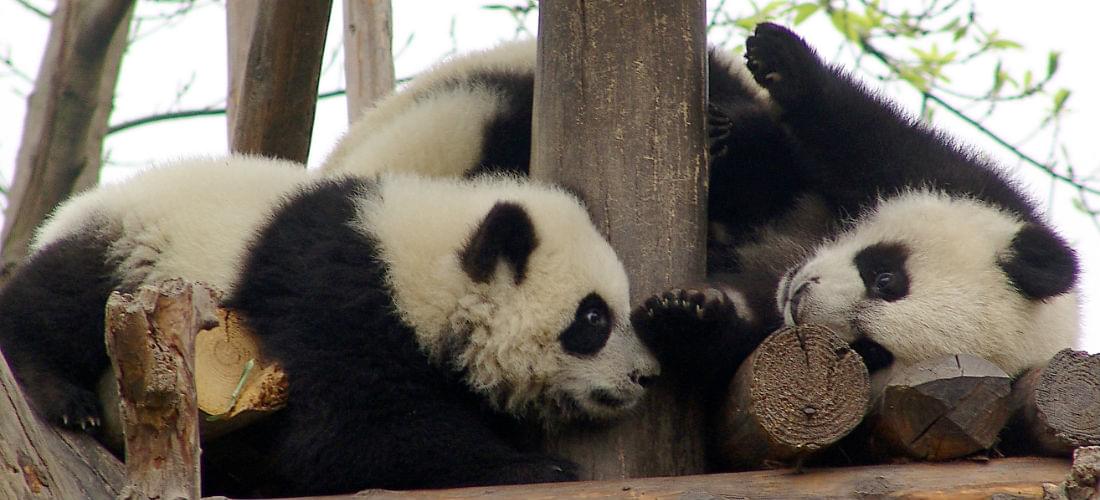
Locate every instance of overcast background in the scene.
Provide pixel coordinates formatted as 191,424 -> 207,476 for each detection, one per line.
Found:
1,1 -> 1096,352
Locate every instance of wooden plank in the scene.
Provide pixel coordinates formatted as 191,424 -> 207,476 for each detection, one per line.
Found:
531,0 -> 709,479
0,0 -> 134,280
343,0 -> 394,121
295,457 -> 1069,499
226,0 -> 333,163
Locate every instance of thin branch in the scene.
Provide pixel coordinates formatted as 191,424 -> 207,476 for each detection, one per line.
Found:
14,0 -> 51,19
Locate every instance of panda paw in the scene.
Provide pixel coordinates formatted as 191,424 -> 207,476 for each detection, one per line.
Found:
745,23 -> 823,109
37,386 -> 102,433
707,102 -> 734,160
632,287 -> 743,376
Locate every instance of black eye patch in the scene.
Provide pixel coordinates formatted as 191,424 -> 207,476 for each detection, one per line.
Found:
559,293 -> 613,357
854,242 -> 910,302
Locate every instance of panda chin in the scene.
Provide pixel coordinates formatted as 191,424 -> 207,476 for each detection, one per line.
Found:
552,387 -> 643,423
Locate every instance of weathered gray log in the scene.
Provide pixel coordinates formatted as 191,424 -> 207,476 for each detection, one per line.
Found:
343,0 -> 395,121
0,349 -> 127,498
867,354 -> 1014,461
104,280 -> 219,500
532,0 -> 709,479
227,0 -> 333,163
1005,349 -> 1100,457
716,325 -> 870,469
0,0 -> 134,281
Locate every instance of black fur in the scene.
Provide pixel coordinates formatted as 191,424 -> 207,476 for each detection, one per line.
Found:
559,293 -> 612,356
1000,222 -> 1079,299
459,201 -> 538,284
0,226 -> 121,431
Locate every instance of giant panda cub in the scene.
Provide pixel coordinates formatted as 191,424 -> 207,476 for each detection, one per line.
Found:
0,157 -> 658,495
321,23 -> 1080,390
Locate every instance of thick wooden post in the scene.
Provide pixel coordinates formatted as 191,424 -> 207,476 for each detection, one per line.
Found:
226,0 -> 333,162
343,0 -> 395,121
532,0 -> 708,479
0,0 -> 134,280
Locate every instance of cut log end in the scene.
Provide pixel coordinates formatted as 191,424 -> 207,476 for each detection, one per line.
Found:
717,324 -> 870,468
1007,349 -> 1100,457
869,354 -> 1013,461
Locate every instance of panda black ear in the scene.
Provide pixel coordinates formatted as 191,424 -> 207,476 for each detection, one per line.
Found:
460,202 -> 539,285
999,223 -> 1079,300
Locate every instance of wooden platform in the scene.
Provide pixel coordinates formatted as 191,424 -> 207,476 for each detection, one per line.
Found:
268,457 -> 1071,499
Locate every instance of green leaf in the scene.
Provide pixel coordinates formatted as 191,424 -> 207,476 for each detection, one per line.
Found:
829,9 -> 868,42
1046,51 -> 1061,77
1023,70 -> 1033,88
989,39 -> 1023,50
792,3 -> 819,24
953,26 -> 968,41
1053,88 -> 1071,114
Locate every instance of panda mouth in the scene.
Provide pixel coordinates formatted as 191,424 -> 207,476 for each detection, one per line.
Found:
588,388 -> 631,409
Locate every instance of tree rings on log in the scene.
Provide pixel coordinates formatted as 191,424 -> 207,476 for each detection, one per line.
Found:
195,307 -> 287,439
1005,349 -> 1100,456
868,354 -> 1012,461
716,324 -> 870,469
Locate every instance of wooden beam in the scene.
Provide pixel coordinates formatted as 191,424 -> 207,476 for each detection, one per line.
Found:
532,0 -> 709,479
343,0 -> 394,121
226,0 -> 333,163
303,457 -> 1071,499
0,0 -> 134,281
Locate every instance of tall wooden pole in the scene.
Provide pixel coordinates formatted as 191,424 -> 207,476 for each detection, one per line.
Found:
343,0 -> 395,121
226,0 -> 333,163
532,0 -> 709,479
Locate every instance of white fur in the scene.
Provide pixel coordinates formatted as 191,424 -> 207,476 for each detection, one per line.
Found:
33,156 -> 310,292
322,39 -> 536,177
778,191 -> 1080,375
359,173 -> 657,421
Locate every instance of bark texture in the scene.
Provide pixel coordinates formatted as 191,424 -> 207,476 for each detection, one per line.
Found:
343,0 -> 395,121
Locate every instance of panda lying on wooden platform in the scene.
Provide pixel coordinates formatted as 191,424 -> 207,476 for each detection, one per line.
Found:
0,157 -> 658,495
321,24 -> 1080,390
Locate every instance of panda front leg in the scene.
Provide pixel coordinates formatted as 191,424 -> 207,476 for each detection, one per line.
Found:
631,285 -> 766,398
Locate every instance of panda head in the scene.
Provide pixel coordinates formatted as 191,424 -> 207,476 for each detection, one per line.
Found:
372,175 -> 659,424
776,191 -> 1080,375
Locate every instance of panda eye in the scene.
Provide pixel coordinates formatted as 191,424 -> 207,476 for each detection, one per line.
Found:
874,272 -> 895,291
869,270 -> 909,301
583,308 -> 607,327
560,293 -> 613,357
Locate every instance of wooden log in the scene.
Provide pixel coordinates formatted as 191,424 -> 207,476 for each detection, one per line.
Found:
194,307 -> 287,439
0,350 -> 127,497
104,279 -> 219,499
716,324 -> 870,469
867,354 -> 1014,461
0,0 -> 134,281
532,0 -> 709,480
343,0 -> 395,121
1004,349 -> 1100,457
227,0 -> 333,163
270,457 -> 1069,499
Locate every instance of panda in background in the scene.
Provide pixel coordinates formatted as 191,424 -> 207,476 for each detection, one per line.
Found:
0,157 -> 658,495
320,23 -> 1080,392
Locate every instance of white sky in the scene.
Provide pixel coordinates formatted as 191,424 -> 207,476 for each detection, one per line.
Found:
0,1 -> 1097,352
